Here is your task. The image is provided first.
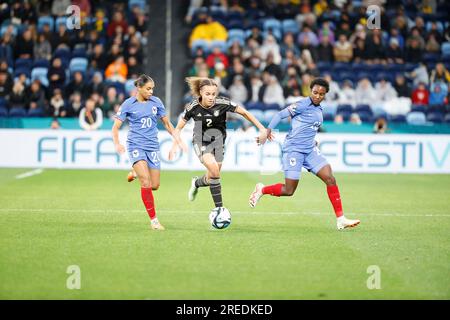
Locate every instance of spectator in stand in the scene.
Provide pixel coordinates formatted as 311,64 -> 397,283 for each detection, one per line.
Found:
51,24 -> 71,50
300,73 -> 313,97
26,80 -> 46,111
259,72 -> 285,107
189,13 -> 228,48
34,33 -> 52,61
248,72 -> 263,103
386,38 -> 404,64
323,74 -> 341,103
364,29 -> 385,64
319,20 -> 335,45
355,78 -> 377,105
79,98 -> 103,131
65,71 -> 87,99
429,81 -> 448,106
333,34 -> 353,62
0,69 -> 13,100
48,88 -> 67,117
101,86 -> 122,116
105,56 -> 128,83
127,56 -> 142,79
0,33 -> 14,67
263,52 -> 283,82
411,82 -> 430,106
407,62 -> 429,87
206,45 -> 229,70
338,80 -> 356,106
297,25 -> 319,48
89,44 -> 108,71
280,33 -> 300,58
430,63 -> 450,84
47,58 -> 66,94
375,78 -> 398,103
353,37 -> 367,63
87,71 -> 106,97
9,81 -> 27,110
260,35 -> 282,66
228,75 -> 248,105
393,74 -> 411,98
317,36 -> 334,62
107,11 -> 128,38
66,92 -> 83,117
425,34 -> 441,54
14,28 -> 34,60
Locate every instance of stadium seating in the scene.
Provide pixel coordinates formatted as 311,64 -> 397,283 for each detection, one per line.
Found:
406,112 -> 427,125
8,108 -> 27,118
31,67 -> 49,87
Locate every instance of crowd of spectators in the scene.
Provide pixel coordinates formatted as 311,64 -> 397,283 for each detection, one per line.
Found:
184,0 -> 450,126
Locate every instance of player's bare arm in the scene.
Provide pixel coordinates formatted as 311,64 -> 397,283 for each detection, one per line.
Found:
112,118 -> 125,154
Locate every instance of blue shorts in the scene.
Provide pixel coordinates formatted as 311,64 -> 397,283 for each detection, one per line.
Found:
282,147 -> 328,180
127,147 -> 161,170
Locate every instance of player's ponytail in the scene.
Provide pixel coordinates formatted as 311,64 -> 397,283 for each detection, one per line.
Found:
134,74 -> 154,88
185,77 -> 218,97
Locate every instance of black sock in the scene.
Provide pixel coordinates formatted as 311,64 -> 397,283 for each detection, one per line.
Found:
195,175 -> 209,188
209,177 -> 223,207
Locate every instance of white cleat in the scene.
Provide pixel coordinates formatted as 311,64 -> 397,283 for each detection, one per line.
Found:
249,183 -> 264,208
188,176 -> 199,201
150,219 -> 165,231
337,216 -> 360,230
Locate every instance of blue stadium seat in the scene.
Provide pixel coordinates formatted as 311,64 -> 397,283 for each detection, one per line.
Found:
227,19 -> 244,30
228,29 -> 246,43
406,111 -> 426,125
444,113 -> 450,123
191,39 -> 209,55
107,81 -> 126,96
441,42 -> 450,58
389,114 -> 407,123
55,17 -> 67,30
15,58 -> 33,70
355,104 -> 373,114
0,24 -> 18,37
336,111 -> 352,121
264,103 -> 281,110
410,104 -> 427,113
245,101 -> 264,110
0,107 -> 8,117
13,67 -> 31,79
357,111 -> 373,123
323,113 -> 334,121
38,16 -> 54,32
69,57 -> 88,73
27,108 -> 45,117
426,21 -> 444,34
8,107 -> 27,117
263,18 -> 281,33
31,67 -> 49,87
337,104 -> 353,114
72,48 -> 87,58
281,19 -> 299,35
262,29 -> 282,41
129,0 -> 146,11
125,79 -> 135,95
209,40 -> 227,53
53,47 -> 71,60
33,59 -> 50,69
426,111 -> 444,123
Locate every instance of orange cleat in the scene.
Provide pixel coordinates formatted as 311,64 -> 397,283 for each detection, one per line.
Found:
127,171 -> 136,182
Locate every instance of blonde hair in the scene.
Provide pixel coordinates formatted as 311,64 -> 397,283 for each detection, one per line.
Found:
185,77 -> 218,97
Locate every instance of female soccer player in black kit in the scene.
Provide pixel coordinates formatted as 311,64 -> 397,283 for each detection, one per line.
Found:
169,77 -> 272,209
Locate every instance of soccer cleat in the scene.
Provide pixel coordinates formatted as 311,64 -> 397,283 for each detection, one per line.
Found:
336,216 -> 360,230
150,219 -> 165,231
249,183 -> 264,208
188,176 -> 199,201
127,171 -> 137,182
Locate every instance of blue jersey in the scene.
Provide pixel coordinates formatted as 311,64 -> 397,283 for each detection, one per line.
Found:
283,97 -> 323,153
114,96 -> 166,151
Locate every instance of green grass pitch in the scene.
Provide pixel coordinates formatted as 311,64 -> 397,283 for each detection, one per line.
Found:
0,168 -> 449,299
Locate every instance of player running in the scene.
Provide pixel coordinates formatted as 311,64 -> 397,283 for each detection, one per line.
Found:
112,74 -> 186,230
249,77 -> 360,230
169,77 -> 272,209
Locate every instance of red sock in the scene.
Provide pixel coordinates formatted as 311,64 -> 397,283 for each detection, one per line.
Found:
141,187 -> 156,220
327,185 -> 343,218
262,183 -> 283,197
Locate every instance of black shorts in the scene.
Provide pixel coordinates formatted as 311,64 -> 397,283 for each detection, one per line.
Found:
193,138 -> 225,163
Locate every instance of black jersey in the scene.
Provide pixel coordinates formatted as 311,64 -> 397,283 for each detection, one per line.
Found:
183,96 -> 238,143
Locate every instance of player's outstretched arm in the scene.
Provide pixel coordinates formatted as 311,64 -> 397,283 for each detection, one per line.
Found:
264,107 -> 292,144
112,119 -> 125,154
168,118 -> 188,160
160,116 -> 188,152
234,105 -> 274,145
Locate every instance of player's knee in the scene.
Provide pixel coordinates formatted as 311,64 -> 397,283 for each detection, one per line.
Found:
324,175 -> 336,186
139,176 -> 152,188
209,168 -> 220,178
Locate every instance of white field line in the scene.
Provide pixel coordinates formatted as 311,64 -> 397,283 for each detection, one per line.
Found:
0,208 -> 449,217
15,169 -> 44,180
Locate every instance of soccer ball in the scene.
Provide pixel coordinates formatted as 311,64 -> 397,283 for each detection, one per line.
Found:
209,207 -> 231,229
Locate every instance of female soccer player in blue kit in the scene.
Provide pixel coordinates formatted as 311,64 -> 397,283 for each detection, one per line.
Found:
112,74 -> 186,230
249,78 -> 360,230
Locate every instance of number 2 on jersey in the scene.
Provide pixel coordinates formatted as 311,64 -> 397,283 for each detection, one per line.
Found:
206,119 -> 213,127
140,117 -> 152,128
